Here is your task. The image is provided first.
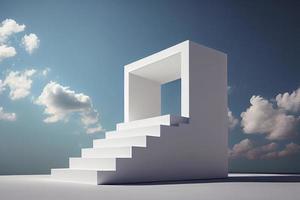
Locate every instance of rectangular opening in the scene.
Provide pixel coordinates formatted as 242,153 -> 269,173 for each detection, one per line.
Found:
161,79 -> 181,116
125,49 -> 189,122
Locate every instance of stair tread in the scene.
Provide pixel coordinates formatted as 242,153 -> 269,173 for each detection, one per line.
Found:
93,135 -> 156,148
106,125 -> 162,134
94,135 -> 149,142
116,114 -> 189,130
52,168 -> 100,171
106,125 -> 162,139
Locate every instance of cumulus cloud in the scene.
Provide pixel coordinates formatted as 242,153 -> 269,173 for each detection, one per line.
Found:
229,139 -> 254,159
261,143 -> 300,159
228,108 -> 239,129
35,82 -> 91,123
278,143 -> 300,157
1,69 -> 36,100
0,107 -> 16,121
229,139 -> 300,160
241,96 -> 299,140
276,88 -> 300,113
0,19 -> 40,60
22,33 -> 40,54
246,142 -> 278,160
36,81 -> 102,134
0,19 -> 25,43
0,44 -> 16,62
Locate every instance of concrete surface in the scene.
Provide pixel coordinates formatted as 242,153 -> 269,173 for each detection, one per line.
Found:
0,174 -> 299,200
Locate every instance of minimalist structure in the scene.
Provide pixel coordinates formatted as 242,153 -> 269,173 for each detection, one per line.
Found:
51,40 -> 228,184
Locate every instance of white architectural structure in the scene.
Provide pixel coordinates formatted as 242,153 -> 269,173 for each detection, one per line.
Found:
51,40 -> 228,184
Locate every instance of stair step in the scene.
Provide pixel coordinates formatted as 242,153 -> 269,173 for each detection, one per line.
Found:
116,114 -> 189,130
93,135 -> 149,148
106,125 -> 161,139
82,147 -> 132,158
69,157 -> 116,170
51,168 -> 100,184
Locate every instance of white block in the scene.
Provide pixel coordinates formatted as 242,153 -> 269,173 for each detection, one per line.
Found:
106,125 -> 161,139
69,157 -> 116,170
93,136 -> 149,148
51,168 -> 99,184
81,147 -> 132,158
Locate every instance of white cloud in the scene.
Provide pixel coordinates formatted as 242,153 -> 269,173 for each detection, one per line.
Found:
276,88 -> 300,113
42,68 -> 50,76
1,69 -> 36,100
36,81 -> 102,134
86,124 -> 103,134
246,142 -> 278,160
81,109 -> 99,126
228,108 -> 238,130
241,96 -> 299,140
36,81 -> 91,123
261,143 -> 300,160
229,139 -> 254,159
278,143 -> 300,157
22,33 -> 40,54
81,110 -> 103,134
227,86 -> 232,94
0,107 -> 16,121
0,19 -> 25,43
0,79 -> 5,94
229,139 -> 300,160
0,45 -> 16,62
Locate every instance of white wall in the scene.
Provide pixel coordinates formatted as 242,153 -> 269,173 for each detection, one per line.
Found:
127,74 -> 161,121
188,41 -> 228,174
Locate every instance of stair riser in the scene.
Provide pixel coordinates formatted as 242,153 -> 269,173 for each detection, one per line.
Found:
106,126 -> 161,139
82,147 -> 132,158
116,115 -> 189,130
93,137 -> 147,148
116,115 -> 170,130
51,169 -> 99,185
69,158 -> 116,170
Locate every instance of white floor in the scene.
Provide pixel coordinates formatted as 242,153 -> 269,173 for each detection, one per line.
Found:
0,174 -> 299,200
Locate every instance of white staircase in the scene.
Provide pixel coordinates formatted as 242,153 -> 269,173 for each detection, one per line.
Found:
51,41 -> 228,184
51,114 -> 189,184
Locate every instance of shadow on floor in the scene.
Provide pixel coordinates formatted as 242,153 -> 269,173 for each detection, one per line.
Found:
118,175 -> 300,186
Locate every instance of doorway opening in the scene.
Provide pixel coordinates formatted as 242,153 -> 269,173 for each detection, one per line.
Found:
161,79 -> 181,116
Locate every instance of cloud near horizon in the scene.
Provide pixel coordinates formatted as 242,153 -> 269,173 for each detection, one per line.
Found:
35,81 -> 102,134
230,87 -> 300,160
229,138 -> 300,160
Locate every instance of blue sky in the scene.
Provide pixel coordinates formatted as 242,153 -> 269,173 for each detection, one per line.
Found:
0,0 -> 299,174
